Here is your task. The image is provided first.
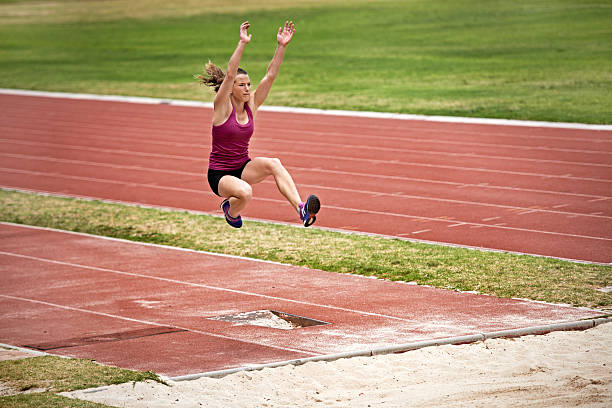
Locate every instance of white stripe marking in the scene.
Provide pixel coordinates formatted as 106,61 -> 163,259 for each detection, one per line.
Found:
3,150 -> 611,201
3,137 -> 611,183
0,250 -> 419,324
2,88 -> 611,130
0,294 -> 316,356
263,136 -> 612,169
2,180 -> 611,242
3,165 -> 611,222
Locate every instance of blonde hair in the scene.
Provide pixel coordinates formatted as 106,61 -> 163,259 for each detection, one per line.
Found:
194,61 -> 247,93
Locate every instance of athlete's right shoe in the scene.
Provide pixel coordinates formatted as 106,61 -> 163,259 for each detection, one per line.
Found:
299,194 -> 320,227
221,199 -> 242,228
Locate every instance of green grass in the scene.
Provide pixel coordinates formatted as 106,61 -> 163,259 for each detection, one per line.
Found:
1,189 -> 610,309
0,0 -> 611,123
0,355 -> 164,407
0,393 -> 109,408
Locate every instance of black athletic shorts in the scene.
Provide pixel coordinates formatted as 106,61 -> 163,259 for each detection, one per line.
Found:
207,159 -> 251,197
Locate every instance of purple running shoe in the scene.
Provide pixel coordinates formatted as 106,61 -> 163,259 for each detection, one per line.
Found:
221,199 -> 242,228
299,194 -> 320,227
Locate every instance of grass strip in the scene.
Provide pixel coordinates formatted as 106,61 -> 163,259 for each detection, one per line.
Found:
1,189 -> 610,309
0,354 -> 164,407
0,393 -> 110,408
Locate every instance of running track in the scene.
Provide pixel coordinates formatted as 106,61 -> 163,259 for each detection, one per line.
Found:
1,91 -> 611,264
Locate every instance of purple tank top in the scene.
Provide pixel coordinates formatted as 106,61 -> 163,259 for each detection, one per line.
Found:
209,103 -> 254,170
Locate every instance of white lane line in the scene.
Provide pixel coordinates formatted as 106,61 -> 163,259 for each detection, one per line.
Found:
262,126 -> 612,156
297,181 -> 612,219
5,121 -> 610,168
0,167 -> 208,195
6,111 -> 610,156
4,120 -> 612,159
3,165 -> 611,221
0,125 -> 207,149
0,251 -> 418,324
265,149 -> 612,183
3,88 -> 611,131
258,120 -> 612,143
0,138 -> 204,162
482,217 -> 501,222
3,150 -> 611,201
0,294 -> 317,356
3,179 -> 610,242
262,137 -> 612,169
3,137 -> 611,183
3,164 -> 612,241
318,204 -> 612,241
0,152 -> 200,176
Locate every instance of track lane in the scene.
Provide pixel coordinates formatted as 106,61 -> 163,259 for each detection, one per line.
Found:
1,93 -> 611,263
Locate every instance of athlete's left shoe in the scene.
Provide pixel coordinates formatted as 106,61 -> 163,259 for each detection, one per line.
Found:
299,194 -> 320,227
221,199 -> 242,228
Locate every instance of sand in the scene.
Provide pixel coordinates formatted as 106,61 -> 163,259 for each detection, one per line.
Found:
60,322 -> 612,407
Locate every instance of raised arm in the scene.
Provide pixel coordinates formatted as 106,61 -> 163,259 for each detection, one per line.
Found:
214,21 -> 251,109
253,21 -> 295,111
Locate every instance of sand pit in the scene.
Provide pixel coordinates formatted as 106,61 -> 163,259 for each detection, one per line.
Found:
62,322 -> 612,407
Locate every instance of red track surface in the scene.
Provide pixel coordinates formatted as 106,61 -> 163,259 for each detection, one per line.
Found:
0,223 -> 604,378
1,93 -> 611,263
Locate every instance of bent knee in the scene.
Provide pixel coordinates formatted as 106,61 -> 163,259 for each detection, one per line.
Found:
235,183 -> 253,201
266,157 -> 284,173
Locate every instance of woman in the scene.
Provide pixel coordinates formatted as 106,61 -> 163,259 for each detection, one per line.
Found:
196,21 -> 320,229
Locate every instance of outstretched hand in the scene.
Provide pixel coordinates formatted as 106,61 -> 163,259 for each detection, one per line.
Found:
277,21 -> 295,46
240,21 -> 252,43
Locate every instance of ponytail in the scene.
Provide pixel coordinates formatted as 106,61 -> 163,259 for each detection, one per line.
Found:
194,61 -> 248,93
194,61 -> 225,92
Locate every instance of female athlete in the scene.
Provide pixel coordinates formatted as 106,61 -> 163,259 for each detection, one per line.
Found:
196,21 -> 320,228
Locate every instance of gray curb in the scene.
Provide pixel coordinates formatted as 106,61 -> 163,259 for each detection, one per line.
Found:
168,317 -> 612,381
0,342 -> 50,357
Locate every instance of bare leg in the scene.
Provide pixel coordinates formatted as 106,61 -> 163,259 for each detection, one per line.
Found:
217,175 -> 252,218
241,157 -> 302,213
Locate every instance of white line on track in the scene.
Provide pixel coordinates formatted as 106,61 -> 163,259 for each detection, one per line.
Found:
0,138 -> 203,162
2,163 -> 612,222
274,149 -> 612,183
0,293 -> 317,356
2,196 -> 610,266
2,151 -> 610,201
0,167 -> 208,194
261,136 -> 612,169
3,119 -> 611,168
6,105 -> 610,147
295,181 -> 612,220
319,203 -> 612,241
3,137 -> 611,183
2,88 -> 611,131
1,173 -> 610,242
4,119 -> 612,159
262,126 -> 612,156
0,152 -> 199,176
0,249 -> 420,324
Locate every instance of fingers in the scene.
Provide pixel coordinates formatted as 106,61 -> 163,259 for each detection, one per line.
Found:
283,20 -> 295,34
240,21 -> 250,34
